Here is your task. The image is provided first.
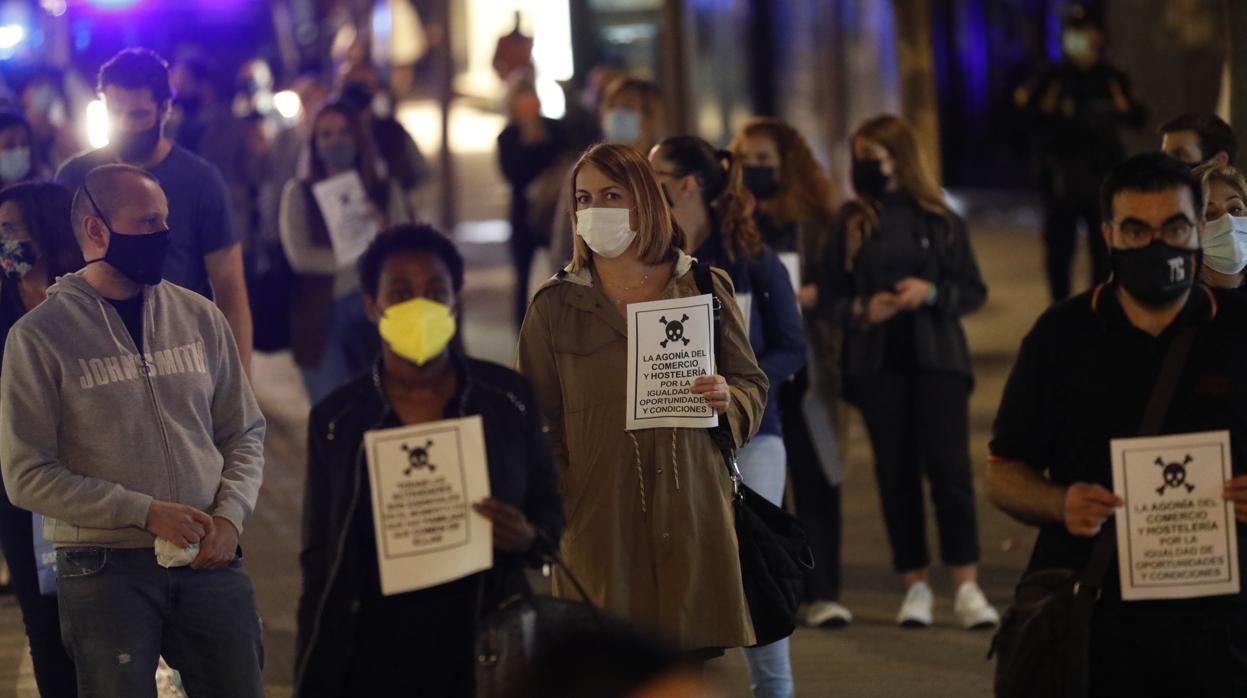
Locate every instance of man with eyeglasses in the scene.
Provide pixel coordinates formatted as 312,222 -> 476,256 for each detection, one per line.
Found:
985,153 -> 1247,695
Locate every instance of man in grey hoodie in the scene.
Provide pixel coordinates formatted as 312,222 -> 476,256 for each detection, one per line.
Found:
0,163 -> 266,696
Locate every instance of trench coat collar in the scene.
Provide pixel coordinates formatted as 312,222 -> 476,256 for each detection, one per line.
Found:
557,250 -> 697,337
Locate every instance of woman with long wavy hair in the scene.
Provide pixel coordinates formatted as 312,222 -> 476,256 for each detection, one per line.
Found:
825,114 -> 997,630
651,135 -> 805,697
732,117 -> 852,629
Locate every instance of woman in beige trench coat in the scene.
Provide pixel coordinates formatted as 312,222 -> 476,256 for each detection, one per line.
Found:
517,143 -> 769,653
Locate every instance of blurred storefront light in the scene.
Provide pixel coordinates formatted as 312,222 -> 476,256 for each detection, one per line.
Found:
273,90 -> 301,120
86,99 -> 109,148
0,23 -> 23,51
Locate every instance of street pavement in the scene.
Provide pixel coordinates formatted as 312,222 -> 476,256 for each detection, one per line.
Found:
0,190 -> 1081,697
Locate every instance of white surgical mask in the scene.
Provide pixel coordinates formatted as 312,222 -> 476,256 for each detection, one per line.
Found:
0,146 -> 31,183
602,108 -> 642,145
576,207 -> 637,259
1201,213 -> 1247,275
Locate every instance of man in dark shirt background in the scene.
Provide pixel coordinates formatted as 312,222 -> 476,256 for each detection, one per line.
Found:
986,153 -> 1247,696
56,48 -> 253,375
1016,4 -> 1147,302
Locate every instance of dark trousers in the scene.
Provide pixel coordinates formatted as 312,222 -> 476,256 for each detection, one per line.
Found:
509,220 -> 538,330
781,368 -> 843,601
57,547 -> 264,698
1087,615 -> 1247,697
853,370 -> 980,573
1042,186 -> 1111,302
0,505 -> 77,698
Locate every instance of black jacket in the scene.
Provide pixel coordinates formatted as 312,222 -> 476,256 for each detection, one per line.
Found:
293,355 -> 564,698
821,196 -> 987,391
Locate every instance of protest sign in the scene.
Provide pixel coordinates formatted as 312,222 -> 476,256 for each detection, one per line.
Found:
1112,430 -> 1239,601
311,170 -> 380,267
364,415 -> 492,596
625,294 -> 717,431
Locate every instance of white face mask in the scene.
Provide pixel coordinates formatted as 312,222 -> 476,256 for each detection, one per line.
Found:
0,146 -> 30,183
576,207 -> 637,259
602,108 -> 642,145
1202,213 -> 1247,275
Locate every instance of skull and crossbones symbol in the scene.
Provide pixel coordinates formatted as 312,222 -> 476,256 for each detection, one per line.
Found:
1155,454 -> 1195,496
401,440 -> 436,475
659,314 -> 690,348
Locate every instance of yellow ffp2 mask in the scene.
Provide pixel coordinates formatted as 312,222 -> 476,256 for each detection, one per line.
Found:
378,297 -> 457,365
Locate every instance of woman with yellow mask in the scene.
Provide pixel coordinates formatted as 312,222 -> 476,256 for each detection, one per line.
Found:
294,223 -> 564,697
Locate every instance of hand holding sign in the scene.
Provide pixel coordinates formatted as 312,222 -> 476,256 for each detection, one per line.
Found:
690,374 -> 731,414
1064,482 -> 1124,537
1223,476 -> 1247,525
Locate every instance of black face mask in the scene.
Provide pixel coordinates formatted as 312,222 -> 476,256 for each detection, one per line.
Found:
113,121 -> 162,163
1111,241 -> 1199,307
742,166 -> 780,200
851,158 -> 889,199
83,187 -> 170,285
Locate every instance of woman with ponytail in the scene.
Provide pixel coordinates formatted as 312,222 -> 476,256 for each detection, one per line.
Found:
825,114 -> 996,631
732,117 -> 852,631
650,136 -> 805,698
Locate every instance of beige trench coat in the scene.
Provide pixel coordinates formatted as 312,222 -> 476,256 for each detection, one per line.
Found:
516,251 -> 769,651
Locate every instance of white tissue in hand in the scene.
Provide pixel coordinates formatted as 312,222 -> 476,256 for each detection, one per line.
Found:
155,538 -> 199,568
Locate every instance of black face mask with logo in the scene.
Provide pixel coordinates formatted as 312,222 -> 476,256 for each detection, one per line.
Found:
1110,240 -> 1200,307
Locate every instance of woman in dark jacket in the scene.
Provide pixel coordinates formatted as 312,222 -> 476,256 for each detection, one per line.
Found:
294,223 -> 564,698
0,181 -> 83,698
650,136 -> 804,698
824,115 -> 997,631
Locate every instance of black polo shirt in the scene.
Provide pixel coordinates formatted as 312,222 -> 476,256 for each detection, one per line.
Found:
990,283 -> 1247,621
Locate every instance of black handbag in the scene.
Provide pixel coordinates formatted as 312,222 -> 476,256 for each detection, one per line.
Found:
988,325 -> 1197,698
474,553 -> 603,698
692,262 -> 814,647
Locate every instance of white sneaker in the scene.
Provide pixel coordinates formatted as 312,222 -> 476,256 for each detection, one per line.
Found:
803,600 -> 853,628
954,581 -> 1000,630
896,582 -> 933,628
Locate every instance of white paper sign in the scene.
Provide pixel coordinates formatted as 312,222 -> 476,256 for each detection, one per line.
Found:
626,294 -> 717,431
735,292 -> 752,334
1111,430 -> 1239,601
778,252 -> 801,293
311,171 -> 380,267
364,415 -> 493,596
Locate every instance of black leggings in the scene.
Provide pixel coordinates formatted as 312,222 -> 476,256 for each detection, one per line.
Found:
780,368 -> 843,601
0,502 -> 77,697
852,370 -> 980,573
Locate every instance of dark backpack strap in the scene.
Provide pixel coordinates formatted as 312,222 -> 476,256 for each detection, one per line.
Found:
1079,324 -> 1198,591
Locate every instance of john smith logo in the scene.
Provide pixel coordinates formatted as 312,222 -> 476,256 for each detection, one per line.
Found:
659,314 -> 690,348
401,440 -> 436,475
77,341 -> 208,390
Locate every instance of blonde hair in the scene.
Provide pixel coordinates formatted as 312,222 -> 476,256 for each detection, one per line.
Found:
731,117 -> 837,226
842,114 -> 950,266
568,143 -> 683,272
1194,161 -> 1247,216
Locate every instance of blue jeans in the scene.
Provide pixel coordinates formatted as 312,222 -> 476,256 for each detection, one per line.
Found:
738,434 -> 794,698
300,291 -> 379,406
56,547 -> 264,698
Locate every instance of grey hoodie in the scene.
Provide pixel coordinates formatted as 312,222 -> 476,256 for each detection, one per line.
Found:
0,274 -> 265,548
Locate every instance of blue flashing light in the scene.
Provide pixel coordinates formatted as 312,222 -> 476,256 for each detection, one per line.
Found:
87,0 -> 144,10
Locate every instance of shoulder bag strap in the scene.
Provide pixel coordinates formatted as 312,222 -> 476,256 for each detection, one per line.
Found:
1080,324 -> 1198,589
